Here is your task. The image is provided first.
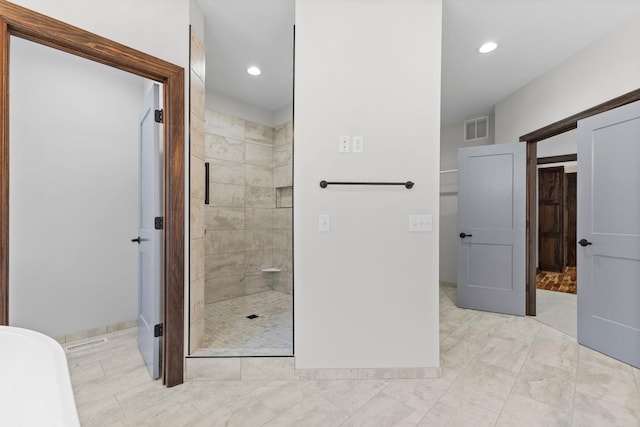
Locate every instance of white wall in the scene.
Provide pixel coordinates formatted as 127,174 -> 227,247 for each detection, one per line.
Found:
9,38 -> 144,338
9,0 -> 189,70
537,129 -> 577,157
439,117 -> 495,285
190,0 -> 205,40
8,0 -> 191,347
294,0 -> 442,369
495,16 -> 640,144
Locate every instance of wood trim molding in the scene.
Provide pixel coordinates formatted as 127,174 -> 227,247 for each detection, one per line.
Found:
0,0 -> 185,387
537,154 -> 577,165
526,142 -> 537,316
520,88 -> 640,143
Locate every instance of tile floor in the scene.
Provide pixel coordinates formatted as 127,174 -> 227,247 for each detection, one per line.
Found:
192,290 -> 293,357
67,283 -> 640,426
536,288 -> 577,338
536,267 -> 577,294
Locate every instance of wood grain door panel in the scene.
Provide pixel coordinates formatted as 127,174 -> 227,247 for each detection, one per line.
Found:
538,167 -> 565,272
565,173 -> 577,267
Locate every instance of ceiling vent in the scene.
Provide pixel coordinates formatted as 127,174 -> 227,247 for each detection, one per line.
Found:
464,116 -> 489,142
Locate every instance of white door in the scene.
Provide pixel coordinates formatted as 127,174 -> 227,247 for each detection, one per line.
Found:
134,84 -> 163,379
577,101 -> 640,369
457,142 -> 526,316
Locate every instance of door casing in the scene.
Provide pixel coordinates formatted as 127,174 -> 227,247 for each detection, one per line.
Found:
520,88 -> 640,316
0,1 -> 185,387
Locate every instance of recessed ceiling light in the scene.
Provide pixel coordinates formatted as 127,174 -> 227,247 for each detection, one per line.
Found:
247,66 -> 261,76
478,42 -> 498,54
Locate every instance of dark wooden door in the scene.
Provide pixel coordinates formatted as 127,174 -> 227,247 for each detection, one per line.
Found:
538,167 -> 565,272
565,172 -> 577,267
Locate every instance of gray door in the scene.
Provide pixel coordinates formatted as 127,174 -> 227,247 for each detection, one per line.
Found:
457,142 -> 526,315
577,100 -> 640,369
136,84 -> 163,379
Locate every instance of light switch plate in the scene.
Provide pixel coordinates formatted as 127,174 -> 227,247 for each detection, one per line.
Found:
319,214 -> 331,232
352,136 -> 363,153
409,214 -> 433,232
339,136 -> 350,152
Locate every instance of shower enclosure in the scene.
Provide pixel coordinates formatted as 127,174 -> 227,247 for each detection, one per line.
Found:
191,110 -> 293,357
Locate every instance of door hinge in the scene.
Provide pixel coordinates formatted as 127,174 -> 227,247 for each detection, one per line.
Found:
154,109 -> 164,123
526,220 -> 530,229
526,282 -> 530,291
154,217 -> 163,230
154,323 -> 163,337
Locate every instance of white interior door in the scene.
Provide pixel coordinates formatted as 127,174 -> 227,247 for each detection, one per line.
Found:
457,142 -> 526,316
135,84 -> 163,379
577,100 -> 640,369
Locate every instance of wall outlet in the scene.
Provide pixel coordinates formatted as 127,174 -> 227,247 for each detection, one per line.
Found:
339,136 -> 350,152
352,136 -> 363,153
409,214 -> 433,232
319,214 -> 331,232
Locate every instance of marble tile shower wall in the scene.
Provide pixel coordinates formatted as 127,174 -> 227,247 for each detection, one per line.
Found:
204,111 -> 292,304
273,122 -> 293,294
189,29 -> 206,352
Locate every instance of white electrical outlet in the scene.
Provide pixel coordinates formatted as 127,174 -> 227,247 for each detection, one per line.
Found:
339,136 -> 350,152
409,214 -> 433,232
352,136 -> 364,153
319,214 -> 331,232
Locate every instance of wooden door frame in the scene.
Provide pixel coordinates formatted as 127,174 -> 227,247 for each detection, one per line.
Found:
520,88 -> 640,316
0,1 -> 185,386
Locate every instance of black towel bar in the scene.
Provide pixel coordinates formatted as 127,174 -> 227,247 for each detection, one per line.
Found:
319,180 -> 414,189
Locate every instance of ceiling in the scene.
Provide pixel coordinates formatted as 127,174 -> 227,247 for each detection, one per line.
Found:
199,0 -> 640,124
197,0 -> 294,112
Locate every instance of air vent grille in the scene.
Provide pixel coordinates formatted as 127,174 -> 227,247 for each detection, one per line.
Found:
64,337 -> 108,353
464,116 -> 489,142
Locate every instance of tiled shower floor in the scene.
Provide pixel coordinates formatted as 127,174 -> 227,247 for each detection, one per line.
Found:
191,290 -> 293,357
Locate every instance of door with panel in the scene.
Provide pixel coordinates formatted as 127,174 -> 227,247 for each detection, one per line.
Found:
134,84 -> 163,379
457,142 -> 526,316
577,100 -> 640,368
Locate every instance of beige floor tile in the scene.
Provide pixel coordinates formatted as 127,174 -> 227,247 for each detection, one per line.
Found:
262,394 -> 349,426
573,390 -> 640,427
110,400 -> 201,427
169,380 -> 264,416
476,335 -> 531,373
73,364 -> 152,407
496,394 -> 572,427
510,359 -> 576,409
62,284 -> 632,426
68,360 -> 105,385
535,289 -> 577,338
529,329 -> 579,372
76,395 -> 125,426
187,399 -> 277,427
418,392 -> 499,427
576,351 -> 640,406
392,410 -> 429,427
381,378 -> 451,411
447,360 -> 517,413
314,379 -> 390,414
341,394 -> 414,427
250,380 -> 321,413
114,380 -> 173,417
